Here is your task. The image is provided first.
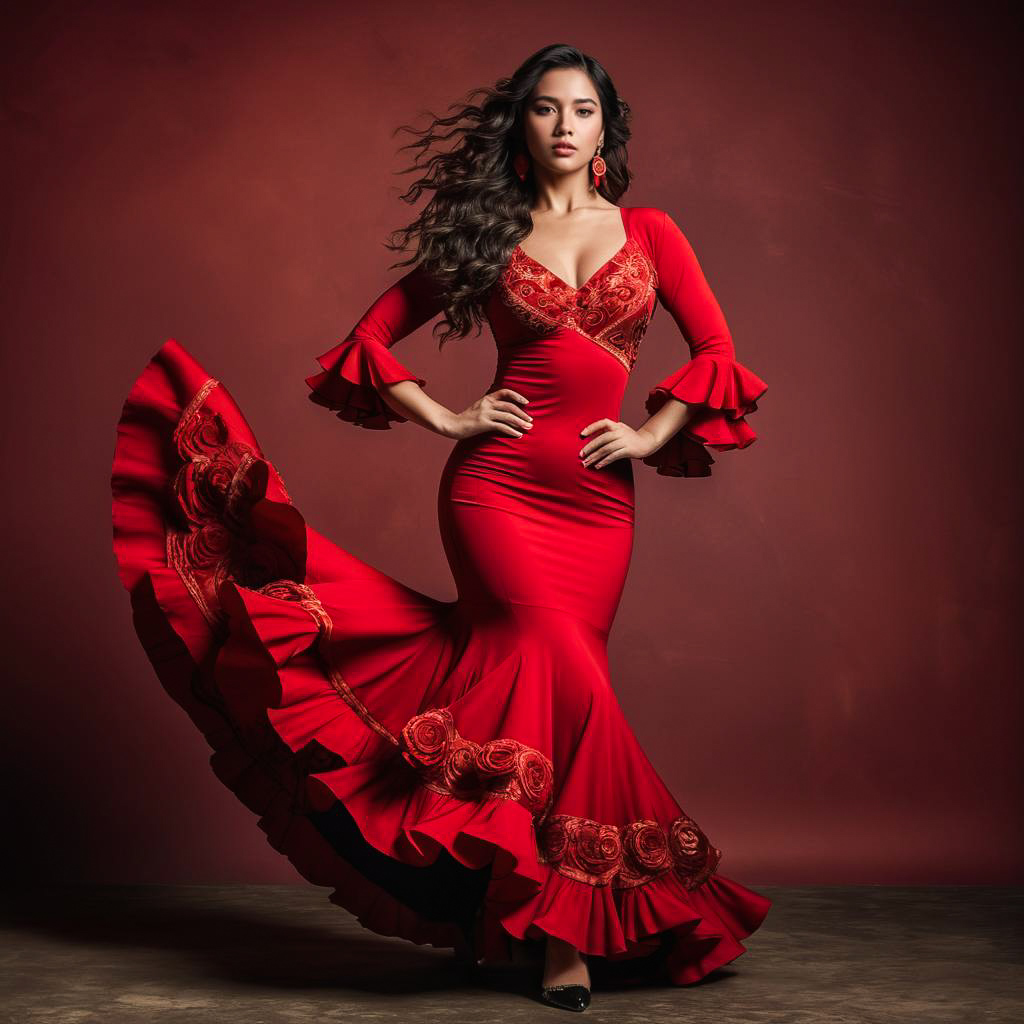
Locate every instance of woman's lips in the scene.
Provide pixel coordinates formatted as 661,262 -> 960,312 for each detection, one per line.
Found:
552,145 -> 576,155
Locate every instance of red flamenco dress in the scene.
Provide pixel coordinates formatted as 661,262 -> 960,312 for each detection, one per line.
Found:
110,205 -> 771,984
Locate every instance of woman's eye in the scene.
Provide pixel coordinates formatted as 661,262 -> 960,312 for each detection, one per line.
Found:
532,104 -> 594,117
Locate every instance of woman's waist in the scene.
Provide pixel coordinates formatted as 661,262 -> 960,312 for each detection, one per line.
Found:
479,378 -> 625,437
489,337 -> 628,414
442,426 -> 636,523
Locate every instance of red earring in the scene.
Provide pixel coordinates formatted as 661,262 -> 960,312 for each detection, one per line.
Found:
514,152 -> 530,182
591,143 -> 606,190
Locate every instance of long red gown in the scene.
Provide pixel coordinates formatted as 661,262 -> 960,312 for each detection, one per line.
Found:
110,204 -> 770,985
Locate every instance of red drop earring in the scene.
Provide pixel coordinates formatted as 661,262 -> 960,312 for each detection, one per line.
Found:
514,152 -> 530,182
591,142 -> 607,190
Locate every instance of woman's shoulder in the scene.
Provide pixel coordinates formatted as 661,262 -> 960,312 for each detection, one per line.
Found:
621,205 -> 673,249
622,204 -> 668,221
625,204 -> 682,227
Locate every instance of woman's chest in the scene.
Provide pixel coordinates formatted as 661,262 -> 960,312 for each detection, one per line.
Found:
486,237 -> 660,373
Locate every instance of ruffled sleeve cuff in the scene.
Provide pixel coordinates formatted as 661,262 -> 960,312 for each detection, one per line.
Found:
641,355 -> 767,477
305,337 -> 426,430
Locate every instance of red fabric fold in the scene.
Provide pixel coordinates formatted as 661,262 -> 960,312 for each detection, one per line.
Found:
497,860 -> 770,981
642,355 -> 768,478
305,337 -> 426,429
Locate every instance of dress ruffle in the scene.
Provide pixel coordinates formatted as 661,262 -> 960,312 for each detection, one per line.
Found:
220,581 -> 769,976
112,339 -> 771,985
305,336 -> 425,429
642,355 -> 768,478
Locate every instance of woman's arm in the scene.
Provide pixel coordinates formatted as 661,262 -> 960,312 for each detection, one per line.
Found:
306,262 -> 532,441
638,209 -> 767,478
376,378 -> 462,437
305,262 -> 446,430
634,393 -> 697,455
580,210 -> 766,475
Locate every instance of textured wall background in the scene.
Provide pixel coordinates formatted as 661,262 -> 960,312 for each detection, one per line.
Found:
2,0 -> 1020,884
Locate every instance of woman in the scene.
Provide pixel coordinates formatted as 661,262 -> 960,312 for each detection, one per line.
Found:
111,43 -> 770,1013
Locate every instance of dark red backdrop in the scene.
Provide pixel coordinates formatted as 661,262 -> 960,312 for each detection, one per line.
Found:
2,1 -> 1020,885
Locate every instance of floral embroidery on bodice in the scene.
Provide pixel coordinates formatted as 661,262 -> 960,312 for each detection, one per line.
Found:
498,237 -> 659,373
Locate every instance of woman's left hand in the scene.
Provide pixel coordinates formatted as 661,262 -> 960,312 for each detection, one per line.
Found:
578,419 -> 659,469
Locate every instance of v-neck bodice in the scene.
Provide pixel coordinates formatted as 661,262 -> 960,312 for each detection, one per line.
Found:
514,205 -> 630,293
489,205 -> 660,375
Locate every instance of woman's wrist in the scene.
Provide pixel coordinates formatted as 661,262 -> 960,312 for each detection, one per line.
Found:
636,397 -> 697,457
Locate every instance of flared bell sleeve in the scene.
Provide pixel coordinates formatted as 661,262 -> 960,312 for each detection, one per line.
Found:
305,262 -> 445,429
642,210 -> 767,477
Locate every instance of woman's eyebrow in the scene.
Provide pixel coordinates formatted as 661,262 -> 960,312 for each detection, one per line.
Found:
532,95 -> 597,106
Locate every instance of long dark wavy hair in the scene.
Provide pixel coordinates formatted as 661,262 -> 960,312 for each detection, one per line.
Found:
384,43 -> 633,346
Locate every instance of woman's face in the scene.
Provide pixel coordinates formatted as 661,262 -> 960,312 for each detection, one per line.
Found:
522,67 -> 604,178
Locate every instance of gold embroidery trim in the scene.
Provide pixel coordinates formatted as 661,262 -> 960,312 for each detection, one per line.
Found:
498,238 -> 658,372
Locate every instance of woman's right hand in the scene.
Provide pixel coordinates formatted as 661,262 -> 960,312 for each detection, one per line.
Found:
442,388 -> 534,440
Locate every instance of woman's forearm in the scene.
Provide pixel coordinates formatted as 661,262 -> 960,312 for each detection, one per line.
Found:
378,379 -> 458,438
635,396 -> 699,455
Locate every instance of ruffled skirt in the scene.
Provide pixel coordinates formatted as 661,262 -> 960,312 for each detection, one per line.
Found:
110,339 -> 771,985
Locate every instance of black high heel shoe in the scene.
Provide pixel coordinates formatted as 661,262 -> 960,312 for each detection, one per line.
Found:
540,981 -> 591,1012
541,942 -> 591,1011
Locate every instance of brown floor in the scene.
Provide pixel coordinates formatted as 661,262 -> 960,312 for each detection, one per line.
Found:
2,885 -> 1021,1022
